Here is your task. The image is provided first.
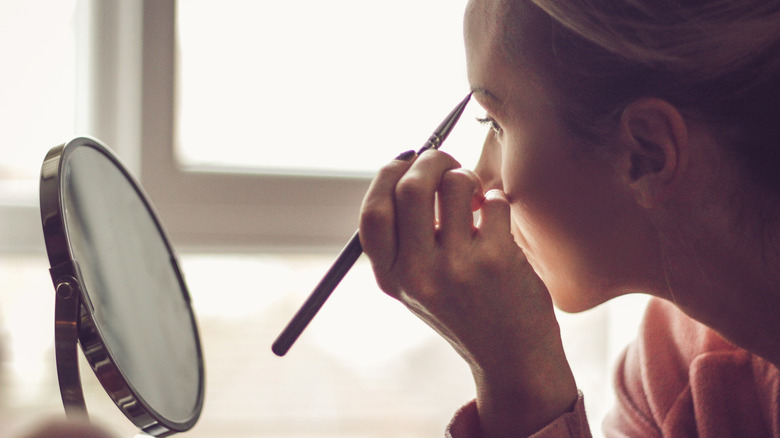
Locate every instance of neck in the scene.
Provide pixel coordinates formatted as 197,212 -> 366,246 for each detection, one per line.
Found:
655,207 -> 780,367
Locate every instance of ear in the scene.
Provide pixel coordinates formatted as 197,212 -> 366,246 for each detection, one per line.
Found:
616,98 -> 689,208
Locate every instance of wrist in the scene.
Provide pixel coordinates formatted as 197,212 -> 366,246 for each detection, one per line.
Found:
472,336 -> 577,438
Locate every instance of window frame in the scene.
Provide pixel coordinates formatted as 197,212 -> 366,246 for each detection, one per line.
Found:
0,0 -> 371,256
1,0 -> 473,255
139,0 -> 371,253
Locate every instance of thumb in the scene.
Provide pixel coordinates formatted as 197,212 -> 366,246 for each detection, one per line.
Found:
478,189 -> 512,235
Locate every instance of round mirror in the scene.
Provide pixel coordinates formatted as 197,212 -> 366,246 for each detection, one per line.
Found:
39,137 -> 204,436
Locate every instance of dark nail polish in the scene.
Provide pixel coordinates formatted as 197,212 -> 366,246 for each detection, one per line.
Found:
395,149 -> 417,161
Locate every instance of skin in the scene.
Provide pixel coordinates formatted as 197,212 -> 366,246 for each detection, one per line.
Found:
360,1 -> 780,436
465,1 -> 668,313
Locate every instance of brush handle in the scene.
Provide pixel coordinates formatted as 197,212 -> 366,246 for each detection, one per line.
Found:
271,230 -> 362,356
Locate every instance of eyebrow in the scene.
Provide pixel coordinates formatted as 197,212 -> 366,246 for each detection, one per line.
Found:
470,86 -> 503,105
470,86 -> 505,116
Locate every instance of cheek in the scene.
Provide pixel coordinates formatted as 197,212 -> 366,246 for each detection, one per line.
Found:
509,194 -> 602,310
501,136 -> 627,310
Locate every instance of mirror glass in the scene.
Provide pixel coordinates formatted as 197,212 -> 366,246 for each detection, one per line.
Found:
42,138 -> 204,432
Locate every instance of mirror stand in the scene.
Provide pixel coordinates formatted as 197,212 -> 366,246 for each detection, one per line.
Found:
52,263 -> 88,418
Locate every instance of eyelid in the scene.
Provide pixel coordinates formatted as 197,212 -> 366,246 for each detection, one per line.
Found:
476,115 -> 502,134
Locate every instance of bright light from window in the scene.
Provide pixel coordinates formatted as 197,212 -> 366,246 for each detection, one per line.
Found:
176,0 -> 488,175
0,1 -> 77,201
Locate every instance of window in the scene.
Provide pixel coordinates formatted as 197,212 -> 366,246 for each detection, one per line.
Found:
176,1 -> 485,175
0,1 -> 648,437
0,0 -> 76,252
0,1 -> 79,434
145,0 -> 488,252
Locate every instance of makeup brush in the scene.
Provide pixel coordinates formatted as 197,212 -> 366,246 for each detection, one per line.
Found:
272,92 -> 472,356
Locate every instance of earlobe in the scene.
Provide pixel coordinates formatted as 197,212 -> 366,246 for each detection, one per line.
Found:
618,98 -> 688,208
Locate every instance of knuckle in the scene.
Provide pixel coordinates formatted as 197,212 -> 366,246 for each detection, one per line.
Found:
442,168 -> 484,199
374,272 -> 402,298
419,149 -> 459,167
395,176 -> 427,204
441,168 -> 475,190
377,160 -> 406,177
440,254 -> 472,284
360,200 -> 392,227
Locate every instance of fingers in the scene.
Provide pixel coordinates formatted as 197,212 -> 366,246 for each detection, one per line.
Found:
360,150 -> 464,293
359,154 -> 416,274
394,151 -> 461,257
361,150 -> 507,299
438,168 -> 484,247
479,189 -> 512,237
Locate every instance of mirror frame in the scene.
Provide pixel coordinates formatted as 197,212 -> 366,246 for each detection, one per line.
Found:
39,137 -> 205,436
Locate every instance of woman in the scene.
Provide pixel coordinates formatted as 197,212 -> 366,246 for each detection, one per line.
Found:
359,0 -> 780,436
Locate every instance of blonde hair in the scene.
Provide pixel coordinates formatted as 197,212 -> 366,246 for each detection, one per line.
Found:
504,0 -> 780,190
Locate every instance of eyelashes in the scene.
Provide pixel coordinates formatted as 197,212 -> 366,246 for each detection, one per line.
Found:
476,115 -> 502,135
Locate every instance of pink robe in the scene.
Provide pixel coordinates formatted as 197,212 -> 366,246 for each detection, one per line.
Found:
447,298 -> 780,437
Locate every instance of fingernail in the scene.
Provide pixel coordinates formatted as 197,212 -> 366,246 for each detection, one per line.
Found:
471,193 -> 486,212
394,149 -> 417,161
485,189 -> 508,202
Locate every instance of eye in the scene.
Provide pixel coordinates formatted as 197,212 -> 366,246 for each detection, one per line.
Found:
476,115 -> 502,135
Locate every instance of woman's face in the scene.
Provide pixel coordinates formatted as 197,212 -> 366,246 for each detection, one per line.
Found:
464,1 -> 661,311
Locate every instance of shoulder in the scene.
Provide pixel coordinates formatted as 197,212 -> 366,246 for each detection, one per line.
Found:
624,298 -> 734,422
638,297 -> 736,368
607,297 -> 780,436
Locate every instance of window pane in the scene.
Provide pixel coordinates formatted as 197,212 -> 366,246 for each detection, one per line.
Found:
176,1 -> 488,174
157,253 -> 477,436
0,1 -> 77,202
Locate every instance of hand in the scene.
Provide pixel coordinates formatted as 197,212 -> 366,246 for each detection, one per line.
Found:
359,150 -> 577,437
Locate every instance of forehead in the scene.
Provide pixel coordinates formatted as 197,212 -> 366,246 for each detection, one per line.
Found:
464,0 -> 553,113
464,0 -> 511,96
465,0 -> 552,67
464,0 -> 507,49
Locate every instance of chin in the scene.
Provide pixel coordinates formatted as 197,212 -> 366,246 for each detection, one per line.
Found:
548,284 -> 614,313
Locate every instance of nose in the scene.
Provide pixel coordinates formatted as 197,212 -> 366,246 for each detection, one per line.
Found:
473,133 -> 503,192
